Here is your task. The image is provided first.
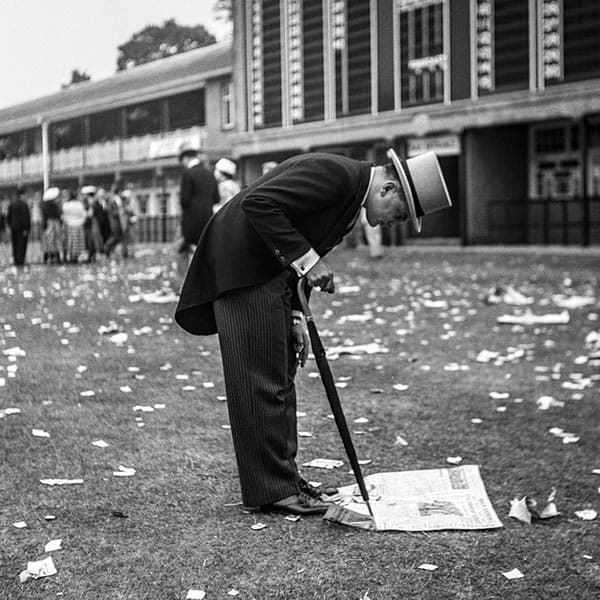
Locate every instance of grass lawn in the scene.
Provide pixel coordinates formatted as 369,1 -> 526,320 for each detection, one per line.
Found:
0,243 -> 599,599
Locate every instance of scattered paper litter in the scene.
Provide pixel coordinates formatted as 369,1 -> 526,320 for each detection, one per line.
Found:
32,429 -> 50,438
251,522 -> 267,530
497,310 -> 569,325
418,564 -> 439,571
19,556 -> 57,582
575,509 -> 597,521
394,435 -> 409,446
536,396 -> 565,410
509,488 -> 560,524
40,478 -> 83,486
502,568 -> 524,580
141,290 -> 179,304
0,407 -> 21,418
13,521 -> 27,529
3,346 -> 26,356
228,589 -> 241,596
109,332 -> 128,345
446,456 -> 462,465
302,458 -> 344,469
186,590 -> 206,600
91,440 -> 109,448
326,342 -> 389,357
485,286 -> 533,306
393,383 -> 409,391
552,294 -> 595,309
113,465 -> 136,477
44,539 -> 62,553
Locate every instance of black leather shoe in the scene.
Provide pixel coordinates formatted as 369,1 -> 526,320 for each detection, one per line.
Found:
243,492 -> 332,516
298,477 -> 338,499
266,492 -> 332,515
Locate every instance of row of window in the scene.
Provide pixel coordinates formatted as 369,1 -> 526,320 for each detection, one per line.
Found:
0,86 -> 229,161
250,0 -> 600,128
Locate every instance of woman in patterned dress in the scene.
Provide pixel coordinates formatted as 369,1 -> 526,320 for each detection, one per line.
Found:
61,190 -> 87,264
41,186 -> 63,264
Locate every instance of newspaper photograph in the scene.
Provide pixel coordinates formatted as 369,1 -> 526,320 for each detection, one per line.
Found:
324,465 -> 503,532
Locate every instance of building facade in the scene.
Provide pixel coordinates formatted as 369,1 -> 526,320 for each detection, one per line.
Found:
230,0 -> 600,244
2,3 -> 600,245
0,41 -> 234,241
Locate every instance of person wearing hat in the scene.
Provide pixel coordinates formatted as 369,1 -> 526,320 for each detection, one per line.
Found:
41,186 -> 63,264
6,186 -> 31,267
81,185 -> 102,263
175,150 -> 451,516
213,157 -> 241,214
177,143 -> 220,270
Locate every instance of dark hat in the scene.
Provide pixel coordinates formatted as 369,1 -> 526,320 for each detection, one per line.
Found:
387,149 -> 452,233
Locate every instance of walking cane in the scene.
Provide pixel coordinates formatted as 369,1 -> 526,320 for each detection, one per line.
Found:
297,278 -> 374,518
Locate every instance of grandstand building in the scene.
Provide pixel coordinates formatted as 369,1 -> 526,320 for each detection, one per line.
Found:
0,41 -> 233,240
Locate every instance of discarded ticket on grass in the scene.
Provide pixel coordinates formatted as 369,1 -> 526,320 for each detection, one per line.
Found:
324,465 -> 503,532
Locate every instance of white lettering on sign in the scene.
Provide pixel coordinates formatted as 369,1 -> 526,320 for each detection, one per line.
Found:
407,135 -> 460,157
476,0 -> 494,92
541,0 -> 562,82
408,54 -> 447,74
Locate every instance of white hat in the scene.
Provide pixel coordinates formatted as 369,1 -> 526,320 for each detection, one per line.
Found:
81,185 -> 97,195
387,149 -> 452,233
43,186 -> 60,201
215,157 -> 237,177
178,141 -> 198,160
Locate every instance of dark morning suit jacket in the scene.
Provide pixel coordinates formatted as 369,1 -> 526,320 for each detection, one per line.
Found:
175,153 -> 372,335
7,199 -> 31,233
180,163 -> 220,245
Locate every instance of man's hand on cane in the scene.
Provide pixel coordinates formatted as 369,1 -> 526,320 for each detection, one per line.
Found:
291,315 -> 309,367
306,259 -> 335,293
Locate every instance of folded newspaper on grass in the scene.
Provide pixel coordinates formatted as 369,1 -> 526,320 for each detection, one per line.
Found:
324,465 -> 503,532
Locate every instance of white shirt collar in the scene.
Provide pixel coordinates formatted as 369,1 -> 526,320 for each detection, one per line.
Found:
361,167 -> 376,207
187,158 -> 201,169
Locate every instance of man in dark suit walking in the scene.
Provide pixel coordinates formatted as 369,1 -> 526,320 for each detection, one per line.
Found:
177,143 -> 219,270
175,150 -> 451,516
6,186 -> 31,267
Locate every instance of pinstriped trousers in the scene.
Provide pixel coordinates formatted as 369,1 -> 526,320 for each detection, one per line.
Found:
213,271 -> 300,507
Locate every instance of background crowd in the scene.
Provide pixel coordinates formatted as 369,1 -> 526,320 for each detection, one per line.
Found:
0,181 -> 138,267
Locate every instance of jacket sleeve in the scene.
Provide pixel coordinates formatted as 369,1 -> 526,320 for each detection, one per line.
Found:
240,156 -> 349,267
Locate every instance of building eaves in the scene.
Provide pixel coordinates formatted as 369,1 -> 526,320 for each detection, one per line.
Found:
0,40 -> 232,134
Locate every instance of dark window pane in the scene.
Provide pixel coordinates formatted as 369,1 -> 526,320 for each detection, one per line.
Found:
126,100 -> 161,137
168,88 -> 206,130
89,109 -> 121,143
52,118 -> 83,150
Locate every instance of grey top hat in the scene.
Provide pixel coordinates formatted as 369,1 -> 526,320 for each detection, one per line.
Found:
387,149 -> 452,233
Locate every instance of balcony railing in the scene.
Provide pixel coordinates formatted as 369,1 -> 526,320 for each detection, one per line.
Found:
0,126 -> 207,183
85,140 -> 120,168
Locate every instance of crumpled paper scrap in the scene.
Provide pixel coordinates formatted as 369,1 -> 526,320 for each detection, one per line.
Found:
509,488 -> 560,524
552,295 -> 595,310
502,568 -> 524,580
536,395 -> 565,410
497,310 -> 569,326
19,556 -> 57,582
302,458 -> 344,469
485,286 -> 533,306
40,478 -> 83,486
574,509 -> 597,521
